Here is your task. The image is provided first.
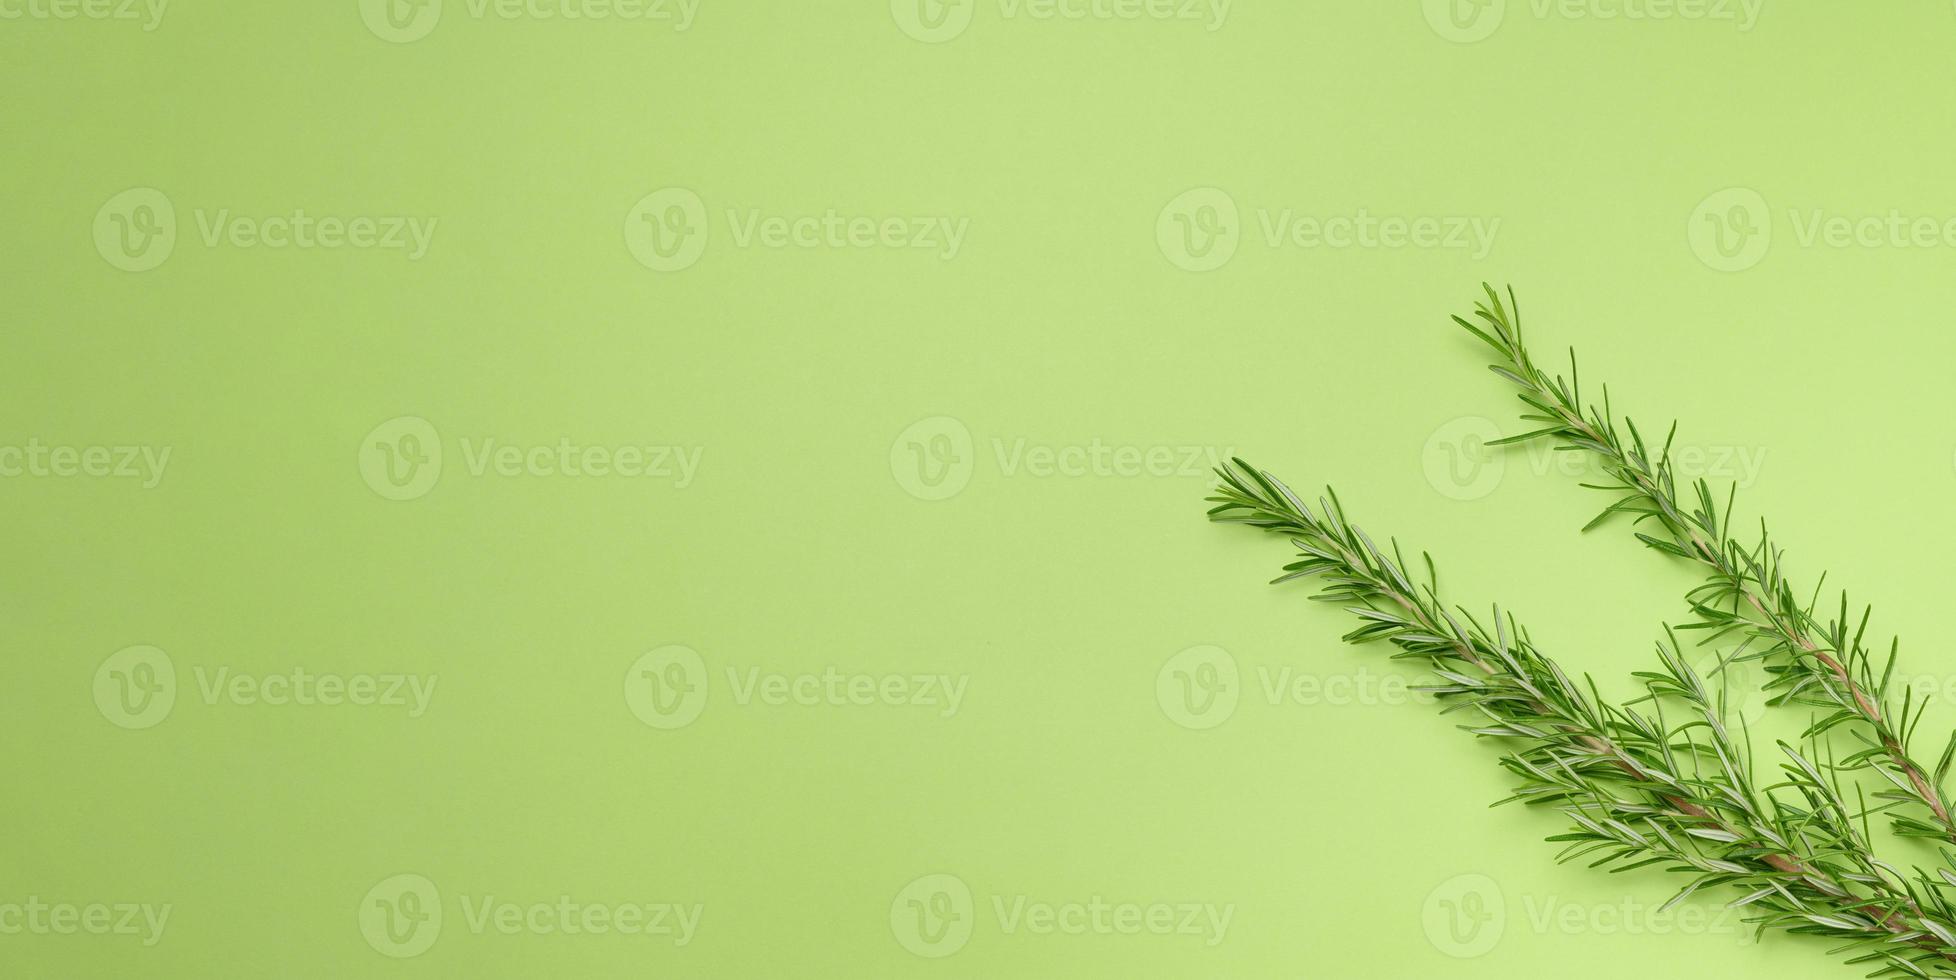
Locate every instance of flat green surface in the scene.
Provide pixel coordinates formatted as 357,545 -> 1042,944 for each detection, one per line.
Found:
7,2 -> 1956,976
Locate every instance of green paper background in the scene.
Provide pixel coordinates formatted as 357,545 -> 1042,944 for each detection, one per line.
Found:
8,1 -> 1956,976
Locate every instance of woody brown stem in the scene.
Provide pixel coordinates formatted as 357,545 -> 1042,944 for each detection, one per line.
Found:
1557,409 -> 1956,843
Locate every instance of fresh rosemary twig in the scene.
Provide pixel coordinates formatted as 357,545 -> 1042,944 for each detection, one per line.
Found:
1457,286 -> 1956,852
1208,459 -> 1956,976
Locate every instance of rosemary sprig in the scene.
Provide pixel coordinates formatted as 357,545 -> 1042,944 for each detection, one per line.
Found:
1208,459 -> 1956,976
1456,286 -> 1956,851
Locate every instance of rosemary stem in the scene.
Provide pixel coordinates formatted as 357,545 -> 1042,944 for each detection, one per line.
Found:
1463,285 -> 1956,850
1210,459 -> 1956,973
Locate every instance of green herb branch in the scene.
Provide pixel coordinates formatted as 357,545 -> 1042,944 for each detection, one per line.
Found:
1456,286 -> 1956,852
1209,459 -> 1956,976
